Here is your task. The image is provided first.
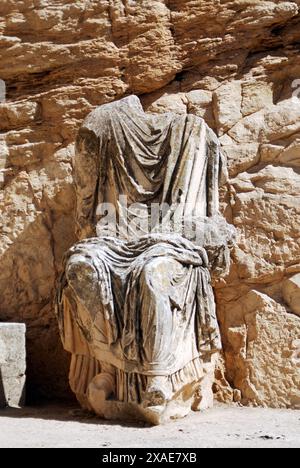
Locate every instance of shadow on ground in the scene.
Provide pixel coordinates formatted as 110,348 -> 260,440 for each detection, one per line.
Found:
0,402 -> 150,428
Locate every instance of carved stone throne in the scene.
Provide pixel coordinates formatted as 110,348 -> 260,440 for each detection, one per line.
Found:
56,96 -> 234,424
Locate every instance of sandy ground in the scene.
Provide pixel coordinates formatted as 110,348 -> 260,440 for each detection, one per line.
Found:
0,403 -> 299,448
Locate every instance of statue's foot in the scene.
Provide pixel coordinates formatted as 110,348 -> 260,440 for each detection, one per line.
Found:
87,372 -> 115,415
144,376 -> 173,407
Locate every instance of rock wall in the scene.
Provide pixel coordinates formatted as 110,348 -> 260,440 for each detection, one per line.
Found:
0,0 -> 299,404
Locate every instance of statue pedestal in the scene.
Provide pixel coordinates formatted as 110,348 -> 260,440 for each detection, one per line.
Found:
0,323 -> 26,408
85,360 -> 216,425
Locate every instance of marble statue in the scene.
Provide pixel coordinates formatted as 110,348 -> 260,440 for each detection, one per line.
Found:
56,95 -> 235,424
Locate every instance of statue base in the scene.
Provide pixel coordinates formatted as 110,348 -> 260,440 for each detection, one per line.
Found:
80,362 -> 216,425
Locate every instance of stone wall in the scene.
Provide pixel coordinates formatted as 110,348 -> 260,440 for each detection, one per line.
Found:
0,0 -> 299,404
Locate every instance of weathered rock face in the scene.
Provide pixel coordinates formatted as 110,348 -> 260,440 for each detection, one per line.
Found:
0,0 -> 299,404
218,291 -> 300,408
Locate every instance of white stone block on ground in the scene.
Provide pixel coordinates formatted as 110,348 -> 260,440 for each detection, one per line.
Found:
0,323 -> 26,408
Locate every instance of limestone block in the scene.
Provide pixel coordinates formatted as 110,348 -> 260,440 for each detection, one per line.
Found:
213,81 -> 242,135
186,90 -> 215,129
283,274 -> 300,316
241,81 -> 273,116
0,323 -> 26,408
220,291 -> 300,408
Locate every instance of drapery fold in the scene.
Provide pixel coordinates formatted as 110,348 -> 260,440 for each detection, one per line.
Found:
74,95 -> 227,240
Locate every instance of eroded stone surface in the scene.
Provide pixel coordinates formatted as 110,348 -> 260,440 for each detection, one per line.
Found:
218,291 -> 300,409
283,274 -> 300,316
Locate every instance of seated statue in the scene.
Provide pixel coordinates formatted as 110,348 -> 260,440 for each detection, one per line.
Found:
56,95 -> 235,424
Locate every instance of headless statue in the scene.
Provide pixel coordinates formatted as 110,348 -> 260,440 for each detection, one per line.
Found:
56,96 -> 235,424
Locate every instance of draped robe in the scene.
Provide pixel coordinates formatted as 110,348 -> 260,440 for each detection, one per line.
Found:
56,96 -> 233,404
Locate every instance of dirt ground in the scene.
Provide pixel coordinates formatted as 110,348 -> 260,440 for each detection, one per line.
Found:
0,403 -> 299,448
